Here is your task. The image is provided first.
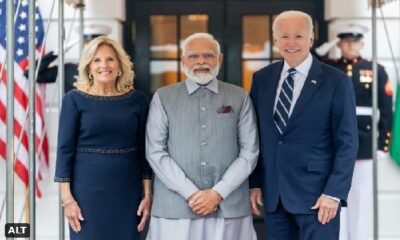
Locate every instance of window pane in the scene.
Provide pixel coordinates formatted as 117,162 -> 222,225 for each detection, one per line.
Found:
180,15 -> 209,49
242,61 -> 270,92
150,61 -> 178,94
150,15 -> 178,58
242,15 -> 270,59
271,14 -> 282,59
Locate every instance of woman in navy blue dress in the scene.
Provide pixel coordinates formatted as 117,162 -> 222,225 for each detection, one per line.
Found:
54,36 -> 152,240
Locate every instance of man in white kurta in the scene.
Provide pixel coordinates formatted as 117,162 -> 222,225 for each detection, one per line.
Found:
145,33 -> 259,240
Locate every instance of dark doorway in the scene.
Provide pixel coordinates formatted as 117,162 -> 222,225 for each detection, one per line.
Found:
126,0 -> 325,94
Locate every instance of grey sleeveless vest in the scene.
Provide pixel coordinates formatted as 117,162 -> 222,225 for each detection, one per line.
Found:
151,80 -> 252,219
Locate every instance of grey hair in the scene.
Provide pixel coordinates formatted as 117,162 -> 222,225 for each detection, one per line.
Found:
181,32 -> 221,56
272,10 -> 314,38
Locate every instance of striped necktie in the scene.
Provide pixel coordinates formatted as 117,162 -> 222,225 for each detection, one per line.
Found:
274,68 -> 297,134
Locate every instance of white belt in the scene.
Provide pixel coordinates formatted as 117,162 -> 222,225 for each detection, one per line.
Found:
356,106 -> 380,120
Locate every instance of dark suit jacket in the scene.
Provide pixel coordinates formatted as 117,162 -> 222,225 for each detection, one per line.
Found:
249,56 -> 358,214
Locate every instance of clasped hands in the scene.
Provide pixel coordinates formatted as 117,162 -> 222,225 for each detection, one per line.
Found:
188,189 -> 223,216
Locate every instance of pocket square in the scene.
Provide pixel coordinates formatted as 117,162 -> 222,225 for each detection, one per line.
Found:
217,105 -> 233,114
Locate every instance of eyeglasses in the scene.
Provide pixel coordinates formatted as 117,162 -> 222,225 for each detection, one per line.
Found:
185,52 -> 217,61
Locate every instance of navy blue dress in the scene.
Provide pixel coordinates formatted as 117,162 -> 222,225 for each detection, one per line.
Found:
54,89 -> 152,240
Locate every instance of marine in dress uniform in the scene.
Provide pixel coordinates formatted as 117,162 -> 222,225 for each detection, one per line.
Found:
316,23 -> 393,240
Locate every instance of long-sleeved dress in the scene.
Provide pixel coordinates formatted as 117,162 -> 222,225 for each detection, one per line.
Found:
54,89 -> 152,240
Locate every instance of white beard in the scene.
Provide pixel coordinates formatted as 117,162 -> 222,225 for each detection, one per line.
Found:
183,64 -> 220,85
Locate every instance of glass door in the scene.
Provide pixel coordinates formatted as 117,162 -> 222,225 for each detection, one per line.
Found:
129,1 -> 223,94
128,1 -> 324,94
226,1 -> 322,91
149,14 -> 209,93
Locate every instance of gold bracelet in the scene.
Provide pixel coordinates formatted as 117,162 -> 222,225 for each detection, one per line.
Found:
61,199 -> 76,207
143,193 -> 153,198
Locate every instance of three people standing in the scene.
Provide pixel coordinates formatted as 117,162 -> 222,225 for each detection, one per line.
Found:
55,10 -> 361,240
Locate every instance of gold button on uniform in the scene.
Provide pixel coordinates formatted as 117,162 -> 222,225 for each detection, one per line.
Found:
384,146 -> 389,152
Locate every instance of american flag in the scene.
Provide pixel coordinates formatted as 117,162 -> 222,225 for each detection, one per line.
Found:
0,0 -> 49,197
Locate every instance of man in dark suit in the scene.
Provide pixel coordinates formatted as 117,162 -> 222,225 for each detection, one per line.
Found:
249,10 -> 358,239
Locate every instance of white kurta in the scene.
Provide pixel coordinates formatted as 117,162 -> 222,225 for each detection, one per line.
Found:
146,216 -> 257,240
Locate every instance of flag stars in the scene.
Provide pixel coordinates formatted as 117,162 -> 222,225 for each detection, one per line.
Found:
17,36 -> 25,44
16,49 -> 23,56
19,11 -> 27,19
21,0 -> 28,6
18,24 -> 26,31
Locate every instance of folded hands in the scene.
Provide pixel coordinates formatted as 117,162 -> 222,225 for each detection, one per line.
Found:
188,189 -> 223,216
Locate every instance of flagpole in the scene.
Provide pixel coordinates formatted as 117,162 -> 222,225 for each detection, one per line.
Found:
58,0 -> 65,239
66,9 -> 77,45
371,0 -> 379,239
0,0 -> 57,222
13,0 -> 56,166
78,0 -> 84,57
28,0 -> 37,238
23,188 -> 28,224
6,1 -> 15,240
0,0 -> 23,223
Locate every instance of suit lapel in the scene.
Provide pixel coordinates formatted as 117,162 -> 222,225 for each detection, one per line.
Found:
287,57 -> 324,126
263,62 -> 283,120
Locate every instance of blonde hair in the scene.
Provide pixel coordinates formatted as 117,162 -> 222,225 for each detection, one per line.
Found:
75,36 -> 134,92
272,10 -> 314,38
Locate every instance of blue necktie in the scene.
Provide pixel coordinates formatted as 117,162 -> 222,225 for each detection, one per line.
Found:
274,68 -> 296,134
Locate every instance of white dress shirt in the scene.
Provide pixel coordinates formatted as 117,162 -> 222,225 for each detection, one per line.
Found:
273,53 -> 313,116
